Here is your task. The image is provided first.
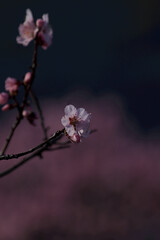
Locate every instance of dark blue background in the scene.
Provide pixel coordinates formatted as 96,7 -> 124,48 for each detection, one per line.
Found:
1,0 -> 160,131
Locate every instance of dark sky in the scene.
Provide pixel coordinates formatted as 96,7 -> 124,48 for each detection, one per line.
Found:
1,0 -> 160,131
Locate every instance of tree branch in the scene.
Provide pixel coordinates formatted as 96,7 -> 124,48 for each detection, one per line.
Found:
0,143 -> 69,179
0,35 -> 39,155
0,116 -> 22,155
0,129 -> 65,160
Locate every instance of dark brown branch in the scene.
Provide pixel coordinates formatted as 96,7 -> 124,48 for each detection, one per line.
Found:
30,89 -> 48,140
0,129 -> 96,178
0,129 -> 65,160
0,116 -> 22,155
0,35 -> 39,155
22,35 -> 39,109
0,144 -> 69,179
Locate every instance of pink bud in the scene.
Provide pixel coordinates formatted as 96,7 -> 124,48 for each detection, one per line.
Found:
22,109 -> 37,125
70,134 -> 81,143
2,104 -> 10,111
22,110 -> 29,117
5,77 -> 19,95
0,92 -> 9,105
36,14 -> 53,50
24,72 -> 32,85
36,19 -> 45,28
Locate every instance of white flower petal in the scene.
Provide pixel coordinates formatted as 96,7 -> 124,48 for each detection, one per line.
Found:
25,9 -> 34,22
77,121 -> 90,138
65,125 -> 76,137
77,108 -> 87,120
17,9 -> 36,46
42,25 -> 53,45
64,105 -> 77,118
61,116 -> 70,127
77,108 -> 91,122
42,14 -> 49,23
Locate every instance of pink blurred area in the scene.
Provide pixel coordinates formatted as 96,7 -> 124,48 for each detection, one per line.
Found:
0,93 -> 160,240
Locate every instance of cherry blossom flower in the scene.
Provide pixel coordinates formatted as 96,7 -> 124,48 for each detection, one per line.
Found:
61,105 -> 91,143
0,92 -> 9,105
24,72 -> 32,85
16,9 -> 37,46
16,9 -> 53,49
5,77 -> 19,95
36,14 -> 53,50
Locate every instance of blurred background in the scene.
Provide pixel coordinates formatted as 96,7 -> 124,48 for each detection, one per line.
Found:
0,0 -> 160,239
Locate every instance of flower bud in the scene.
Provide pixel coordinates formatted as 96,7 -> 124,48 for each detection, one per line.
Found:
2,104 -> 10,111
0,92 -> 9,105
70,134 -> 81,143
36,19 -> 45,28
5,77 -> 19,96
22,109 -> 37,126
24,72 -> 32,85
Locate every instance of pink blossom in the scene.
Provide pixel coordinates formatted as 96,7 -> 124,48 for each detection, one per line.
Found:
16,9 -> 37,46
36,14 -> 53,50
0,92 -> 9,105
36,19 -> 45,28
1,104 -> 10,111
69,133 -> 81,143
24,72 -> 32,85
22,109 -> 37,126
5,77 -> 19,95
61,105 -> 91,143
16,9 -> 53,49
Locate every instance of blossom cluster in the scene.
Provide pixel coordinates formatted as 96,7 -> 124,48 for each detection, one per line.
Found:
0,9 -> 91,144
0,77 -> 20,111
0,73 -> 36,124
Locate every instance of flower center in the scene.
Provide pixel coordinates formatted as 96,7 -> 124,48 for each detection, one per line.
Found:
69,117 -> 77,126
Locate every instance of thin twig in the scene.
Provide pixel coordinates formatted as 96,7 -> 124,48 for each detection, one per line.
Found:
22,34 -> 39,109
0,144 -> 69,179
0,129 -> 96,178
30,89 -> 48,140
0,116 -> 22,155
0,35 -> 39,155
13,96 -> 21,114
0,129 -> 65,160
